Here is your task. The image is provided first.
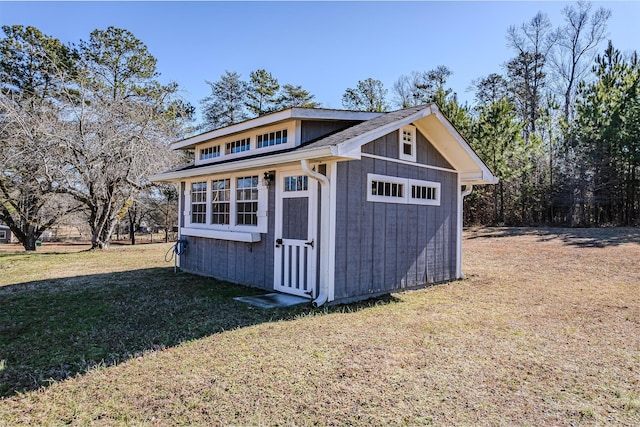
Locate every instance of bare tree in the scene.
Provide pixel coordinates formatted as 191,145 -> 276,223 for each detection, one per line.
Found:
549,1 -> 611,122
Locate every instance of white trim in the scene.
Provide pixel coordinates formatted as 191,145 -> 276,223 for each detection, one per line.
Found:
398,125 -> 417,162
327,162 -> 337,302
408,179 -> 441,206
180,227 -> 261,242
366,173 -> 441,206
360,153 -> 457,174
183,170 -> 269,235
151,146 -> 336,182
367,174 -> 407,204
273,164 -> 318,298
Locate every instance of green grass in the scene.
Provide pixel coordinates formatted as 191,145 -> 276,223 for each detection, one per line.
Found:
1,230 -> 639,426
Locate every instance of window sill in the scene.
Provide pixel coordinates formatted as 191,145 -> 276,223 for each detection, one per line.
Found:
180,227 -> 262,242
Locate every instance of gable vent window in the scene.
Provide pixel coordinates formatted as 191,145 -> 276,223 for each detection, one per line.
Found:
257,129 -> 287,148
399,125 -> 417,162
367,173 -> 440,206
200,145 -> 220,160
226,138 -> 251,154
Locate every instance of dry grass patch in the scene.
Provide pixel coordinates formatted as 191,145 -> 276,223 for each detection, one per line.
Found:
1,228 -> 639,426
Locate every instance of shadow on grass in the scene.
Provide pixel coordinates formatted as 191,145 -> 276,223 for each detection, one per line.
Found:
0,267 -> 399,397
465,226 -> 640,247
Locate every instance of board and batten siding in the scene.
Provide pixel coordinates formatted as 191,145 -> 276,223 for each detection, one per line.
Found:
333,130 -> 458,301
178,182 -> 276,290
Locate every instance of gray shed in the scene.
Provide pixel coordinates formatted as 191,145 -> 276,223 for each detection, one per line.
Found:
151,105 -> 497,306
0,225 -> 13,244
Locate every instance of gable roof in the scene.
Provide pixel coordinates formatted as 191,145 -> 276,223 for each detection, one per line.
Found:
152,104 -> 497,185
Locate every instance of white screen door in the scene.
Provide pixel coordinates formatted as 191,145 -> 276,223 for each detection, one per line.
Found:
274,170 -> 317,298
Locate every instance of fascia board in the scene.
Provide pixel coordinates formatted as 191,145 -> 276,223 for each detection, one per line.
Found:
431,110 -> 498,183
150,146 -> 335,182
335,107 -> 436,156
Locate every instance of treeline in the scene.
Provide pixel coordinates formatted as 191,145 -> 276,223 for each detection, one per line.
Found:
1,3 -> 638,252
200,3 -> 639,227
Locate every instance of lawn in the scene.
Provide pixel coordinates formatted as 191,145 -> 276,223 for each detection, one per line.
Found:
1,228 -> 639,426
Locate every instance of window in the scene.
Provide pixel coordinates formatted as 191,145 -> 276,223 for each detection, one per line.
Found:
0,230 -> 6,240
284,175 -> 308,192
257,129 -> 287,148
236,176 -> 259,225
399,125 -> 417,162
200,145 -> 220,160
371,180 -> 404,198
226,138 -> 250,154
191,182 -> 207,223
367,173 -> 440,206
411,184 -> 437,201
211,179 -> 231,225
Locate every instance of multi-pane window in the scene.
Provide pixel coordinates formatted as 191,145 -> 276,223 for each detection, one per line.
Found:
399,125 -> 417,162
211,179 -> 231,225
411,184 -> 437,201
284,175 -> 308,192
257,129 -> 287,148
226,138 -> 250,154
191,182 -> 207,224
236,176 -> 259,226
367,173 -> 440,206
200,145 -> 220,160
371,180 -> 404,198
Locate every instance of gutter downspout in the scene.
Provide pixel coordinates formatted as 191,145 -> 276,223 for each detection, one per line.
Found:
456,184 -> 474,279
301,159 -> 331,307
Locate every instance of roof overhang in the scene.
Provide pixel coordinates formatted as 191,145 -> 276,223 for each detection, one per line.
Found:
171,108 -> 382,151
150,145 -> 353,182
334,104 -> 497,185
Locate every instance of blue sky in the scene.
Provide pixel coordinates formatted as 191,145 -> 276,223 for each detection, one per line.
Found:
1,1 -> 639,122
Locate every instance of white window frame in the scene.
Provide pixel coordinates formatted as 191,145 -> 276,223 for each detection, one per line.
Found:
200,145 -> 221,160
183,171 -> 268,235
408,179 -> 441,206
399,125 -> 417,162
367,173 -> 440,206
194,122 -> 296,166
367,174 -> 407,204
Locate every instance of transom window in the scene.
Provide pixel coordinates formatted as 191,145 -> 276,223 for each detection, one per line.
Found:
399,125 -> 417,162
371,180 -> 404,198
191,182 -> 207,223
211,179 -> 231,225
236,176 -> 259,225
284,175 -> 308,192
226,138 -> 250,154
411,184 -> 437,201
367,173 -> 440,206
200,145 -> 220,160
257,129 -> 287,148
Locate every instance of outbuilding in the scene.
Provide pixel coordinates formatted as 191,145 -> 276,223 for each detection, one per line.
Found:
152,104 -> 497,306
0,225 -> 13,244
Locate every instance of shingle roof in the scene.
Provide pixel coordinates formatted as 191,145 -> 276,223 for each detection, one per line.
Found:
301,104 -> 430,150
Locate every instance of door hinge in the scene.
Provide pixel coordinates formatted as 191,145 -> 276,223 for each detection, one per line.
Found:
305,240 -> 314,248
275,238 -> 283,247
